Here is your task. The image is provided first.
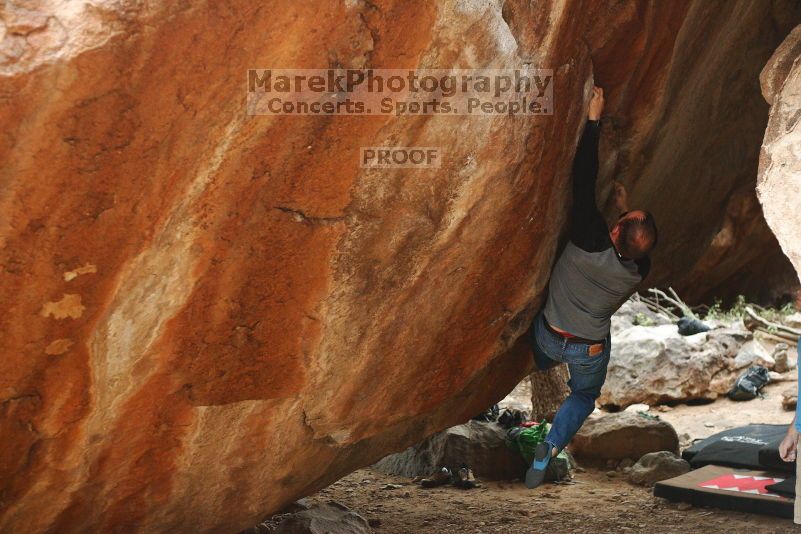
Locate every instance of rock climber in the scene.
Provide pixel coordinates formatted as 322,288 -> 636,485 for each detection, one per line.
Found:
525,86 -> 659,489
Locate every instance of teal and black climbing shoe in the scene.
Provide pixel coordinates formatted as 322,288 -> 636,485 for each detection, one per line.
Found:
524,441 -> 551,489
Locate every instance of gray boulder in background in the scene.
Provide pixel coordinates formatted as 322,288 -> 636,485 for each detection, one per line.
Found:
733,340 -> 775,370
600,324 -> 743,407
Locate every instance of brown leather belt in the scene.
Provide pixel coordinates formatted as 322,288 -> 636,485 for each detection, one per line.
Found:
543,319 -> 604,346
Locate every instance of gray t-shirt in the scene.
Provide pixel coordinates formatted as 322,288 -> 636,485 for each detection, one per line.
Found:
543,242 -> 642,340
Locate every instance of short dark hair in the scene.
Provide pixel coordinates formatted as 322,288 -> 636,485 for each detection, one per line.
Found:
618,211 -> 658,259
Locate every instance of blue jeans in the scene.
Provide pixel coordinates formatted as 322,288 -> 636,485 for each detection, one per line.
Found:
529,311 -> 611,452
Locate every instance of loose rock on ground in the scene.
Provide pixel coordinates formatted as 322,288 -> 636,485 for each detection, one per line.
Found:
628,451 -> 691,486
570,412 -> 679,461
274,502 -> 372,534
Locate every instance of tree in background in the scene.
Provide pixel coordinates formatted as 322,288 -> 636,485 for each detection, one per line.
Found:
529,365 -> 570,422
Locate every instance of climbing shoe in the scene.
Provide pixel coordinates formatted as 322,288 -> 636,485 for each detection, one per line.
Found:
453,466 -> 480,489
420,467 -> 453,488
524,441 -> 552,489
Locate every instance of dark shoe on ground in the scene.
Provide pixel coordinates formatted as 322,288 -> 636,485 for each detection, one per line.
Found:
525,442 -> 552,489
453,467 -> 480,489
498,408 -> 528,429
420,467 -> 453,488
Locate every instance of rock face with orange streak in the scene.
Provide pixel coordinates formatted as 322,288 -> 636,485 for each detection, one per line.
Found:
757,24 -> 801,289
0,1 -> 799,532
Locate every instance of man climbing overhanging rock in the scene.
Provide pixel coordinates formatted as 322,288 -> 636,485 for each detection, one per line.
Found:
525,86 -> 658,489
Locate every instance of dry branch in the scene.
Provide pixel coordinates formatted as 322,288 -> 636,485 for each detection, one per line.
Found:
745,306 -> 801,337
647,288 -> 695,319
638,297 -> 680,320
753,327 -> 800,343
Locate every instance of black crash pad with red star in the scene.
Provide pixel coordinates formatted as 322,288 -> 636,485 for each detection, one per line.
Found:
653,465 -> 793,519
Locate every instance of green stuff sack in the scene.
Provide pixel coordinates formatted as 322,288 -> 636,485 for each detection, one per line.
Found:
506,422 -> 549,464
506,422 -> 573,481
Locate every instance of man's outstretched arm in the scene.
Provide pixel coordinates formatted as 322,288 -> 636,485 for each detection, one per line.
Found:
570,86 -> 610,252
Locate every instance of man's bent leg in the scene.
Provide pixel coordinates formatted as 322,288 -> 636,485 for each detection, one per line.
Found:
523,314 -> 570,489
544,346 -> 610,452
545,389 -> 598,451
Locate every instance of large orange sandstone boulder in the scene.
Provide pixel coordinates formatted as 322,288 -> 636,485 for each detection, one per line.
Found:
0,1 -> 799,532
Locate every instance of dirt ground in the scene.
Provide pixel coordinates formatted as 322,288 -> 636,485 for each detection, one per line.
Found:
300,375 -> 799,533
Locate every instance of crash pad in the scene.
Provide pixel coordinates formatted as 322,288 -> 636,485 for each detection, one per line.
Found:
653,465 -> 793,519
766,477 -> 796,498
759,437 -> 796,474
682,424 -> 793,473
